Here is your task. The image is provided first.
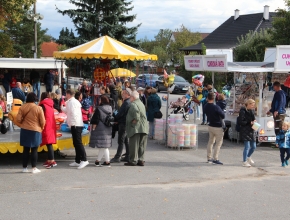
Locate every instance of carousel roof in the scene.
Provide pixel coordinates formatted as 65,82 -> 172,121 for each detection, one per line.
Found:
53,36 -> 158,61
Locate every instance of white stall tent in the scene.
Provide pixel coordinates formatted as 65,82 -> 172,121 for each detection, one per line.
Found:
184,47 -> 290,143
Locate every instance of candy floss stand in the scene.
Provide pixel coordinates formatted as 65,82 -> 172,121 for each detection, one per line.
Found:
154,114 -> 198,151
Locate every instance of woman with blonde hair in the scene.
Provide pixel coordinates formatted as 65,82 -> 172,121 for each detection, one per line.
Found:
238,99 -> 257,167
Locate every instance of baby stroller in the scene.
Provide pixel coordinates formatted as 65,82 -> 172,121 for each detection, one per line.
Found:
169,96 -> 192,121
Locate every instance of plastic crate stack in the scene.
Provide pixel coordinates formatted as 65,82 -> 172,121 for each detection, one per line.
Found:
167,114 -> 183,147
154,119 -> 166,141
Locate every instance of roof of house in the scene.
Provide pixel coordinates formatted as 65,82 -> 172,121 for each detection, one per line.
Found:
41,42 -> 59,57
180,12 -> 276,52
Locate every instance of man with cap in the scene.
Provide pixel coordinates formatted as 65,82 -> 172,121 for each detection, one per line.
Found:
111,88 -> 132,163
137,87 -> 146,106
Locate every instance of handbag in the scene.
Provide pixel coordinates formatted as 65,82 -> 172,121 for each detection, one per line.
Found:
154,111 -> 163,119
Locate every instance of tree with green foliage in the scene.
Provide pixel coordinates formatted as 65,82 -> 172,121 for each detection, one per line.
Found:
234,29 -> 275,62
0,33 -> 15,57
42,34 -> 56,42
56,0 -> 140,47
3,10 -> 47,58
168,25 -> 202,65
271,0 -> 290,45
0,0 -> 35,29
56,27 -> 76,48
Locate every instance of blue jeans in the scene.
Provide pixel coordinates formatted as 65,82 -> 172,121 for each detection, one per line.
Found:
196,105 -> 200,119
149,121 -> 155,138
33,82 -> 40,101
243,141 -> 256,162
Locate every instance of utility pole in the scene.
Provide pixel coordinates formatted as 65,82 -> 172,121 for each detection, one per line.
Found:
34,2 -> 37,59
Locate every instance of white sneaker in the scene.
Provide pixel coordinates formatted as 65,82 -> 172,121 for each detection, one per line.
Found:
247,157 -> 254,164
77,161 -> 89,169
69,162 -> 80,167
32,168 -> 41,174
243,161 -> 251,167
22,168 -> 29,173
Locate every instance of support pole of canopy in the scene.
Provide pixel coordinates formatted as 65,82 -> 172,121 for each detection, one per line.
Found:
258,72 -> 263,118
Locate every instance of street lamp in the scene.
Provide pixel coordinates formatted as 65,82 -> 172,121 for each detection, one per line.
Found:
27,2 -> 43,59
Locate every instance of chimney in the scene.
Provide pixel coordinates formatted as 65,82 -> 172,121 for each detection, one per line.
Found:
234,9 -> 240,20
264,5 -> 269,20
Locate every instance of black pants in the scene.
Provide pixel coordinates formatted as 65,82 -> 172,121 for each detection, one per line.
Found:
23,147 -> 38,168
46,84 -> 53,93
274,114 -> 286,135
280,148 -> 290,164
114,124 -> 129,159
71,126 -> 87,163
47,144 -> 54,160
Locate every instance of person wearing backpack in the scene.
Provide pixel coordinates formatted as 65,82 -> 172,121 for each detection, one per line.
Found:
90,95 -> 113,167
238,99 -> 257,167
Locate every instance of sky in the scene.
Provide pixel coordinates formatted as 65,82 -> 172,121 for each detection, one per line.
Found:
37,0 -> 287,40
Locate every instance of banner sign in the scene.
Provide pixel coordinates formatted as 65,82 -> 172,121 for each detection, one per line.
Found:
184,55 -> 227,72
274,45 -> 290,73
184,56 -> 203,71
203,55 -> 228,72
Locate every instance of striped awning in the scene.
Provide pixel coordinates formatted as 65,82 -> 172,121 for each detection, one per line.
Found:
53,36 -> 158,61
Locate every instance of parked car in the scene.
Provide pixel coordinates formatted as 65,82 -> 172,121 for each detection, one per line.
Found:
155,75 -> 190,93
136,74 -> 159,88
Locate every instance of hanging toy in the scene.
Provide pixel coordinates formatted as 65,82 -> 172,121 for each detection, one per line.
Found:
192,74 -> 204,86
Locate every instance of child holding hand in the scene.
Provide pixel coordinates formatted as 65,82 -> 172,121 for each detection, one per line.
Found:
276,122 -> 290,167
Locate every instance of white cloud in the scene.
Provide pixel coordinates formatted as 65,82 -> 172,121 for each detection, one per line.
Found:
35,0 -> 287,40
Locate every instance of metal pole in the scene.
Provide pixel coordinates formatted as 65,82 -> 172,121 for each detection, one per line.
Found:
34,2 -> 37,59
165,89 -> 170,148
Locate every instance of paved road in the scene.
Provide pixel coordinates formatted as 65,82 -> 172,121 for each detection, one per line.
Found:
0,95 -> 289,220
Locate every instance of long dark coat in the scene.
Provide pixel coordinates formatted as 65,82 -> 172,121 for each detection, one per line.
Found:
238,107 -> 256,141
89,104 -> 112,148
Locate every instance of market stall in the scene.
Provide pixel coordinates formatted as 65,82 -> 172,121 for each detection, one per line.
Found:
184,47 -> 290,143
0,58 -> 67,96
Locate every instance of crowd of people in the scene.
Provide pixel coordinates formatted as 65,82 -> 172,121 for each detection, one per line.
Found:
203,81 -> 290,168
8,78 -> 162,173
2,74 -> 289,171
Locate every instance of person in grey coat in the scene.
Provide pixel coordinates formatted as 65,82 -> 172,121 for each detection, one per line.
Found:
90,95 -> 112,167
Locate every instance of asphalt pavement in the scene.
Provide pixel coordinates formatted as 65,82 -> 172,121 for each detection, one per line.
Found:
0,92 -> 289,220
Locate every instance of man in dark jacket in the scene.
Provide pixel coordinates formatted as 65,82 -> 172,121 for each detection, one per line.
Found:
12,82 -> 25,102
268,81 -> 286,135
204,92 -> 225,165
30,70 -> 40,100
110,88 -> 132,163
44,70 -> 54,93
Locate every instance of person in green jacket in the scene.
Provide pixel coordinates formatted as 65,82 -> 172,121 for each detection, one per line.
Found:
125,90 -> 149,166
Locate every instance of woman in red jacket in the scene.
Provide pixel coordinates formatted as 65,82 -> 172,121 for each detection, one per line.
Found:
39,92 -> 57,169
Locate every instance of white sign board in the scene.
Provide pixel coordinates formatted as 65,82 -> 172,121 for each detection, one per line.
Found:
184,55 -> 203,71
6,92 -> 13,104
274,45 -> 290,73
206,49 -> 233,62
203,55 -> 228,72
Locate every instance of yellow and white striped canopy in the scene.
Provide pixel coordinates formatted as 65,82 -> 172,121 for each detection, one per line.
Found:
53,35 -> 158,61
